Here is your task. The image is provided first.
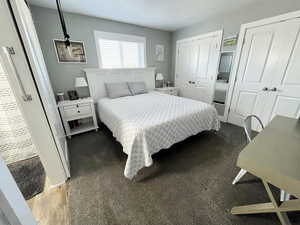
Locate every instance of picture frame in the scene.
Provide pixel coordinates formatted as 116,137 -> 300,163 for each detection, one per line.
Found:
53,39 -> 87,63
155,44 -> 164,61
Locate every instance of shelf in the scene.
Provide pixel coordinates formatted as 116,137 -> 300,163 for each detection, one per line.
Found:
69,120 -> 97,136
66,114 -> 92,122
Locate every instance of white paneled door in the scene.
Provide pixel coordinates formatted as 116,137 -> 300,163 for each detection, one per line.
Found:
267,18 -> 300,122
175,30 -> 223,103
228,18 -> 300,129
176,41 -> 198,99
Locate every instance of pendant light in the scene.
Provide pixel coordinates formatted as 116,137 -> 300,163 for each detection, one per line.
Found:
56,0 -> 71,50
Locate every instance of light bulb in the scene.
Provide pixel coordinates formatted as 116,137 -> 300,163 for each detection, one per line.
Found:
66,45 -> 72,56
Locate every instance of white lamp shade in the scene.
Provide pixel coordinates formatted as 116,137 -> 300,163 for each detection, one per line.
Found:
75,77 -> 88,88
156,73 -> 164,81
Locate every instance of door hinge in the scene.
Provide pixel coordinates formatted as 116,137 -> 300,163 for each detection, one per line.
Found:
7,47 -> 15,55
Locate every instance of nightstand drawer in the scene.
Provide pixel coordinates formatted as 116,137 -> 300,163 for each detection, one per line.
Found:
63,105 -> 92,118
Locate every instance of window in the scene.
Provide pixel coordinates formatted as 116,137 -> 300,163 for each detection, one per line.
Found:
94,31 -> 146,69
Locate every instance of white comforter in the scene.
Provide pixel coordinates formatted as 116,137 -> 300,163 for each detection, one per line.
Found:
97,92 -> 220,179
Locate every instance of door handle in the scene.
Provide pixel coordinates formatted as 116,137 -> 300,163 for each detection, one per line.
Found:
1,47 -> 32,102
262,87 -> 269,91
270,87 -> 278,92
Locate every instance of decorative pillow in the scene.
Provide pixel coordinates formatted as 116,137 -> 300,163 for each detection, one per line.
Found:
127,82 -> 148,95
105,82 -> 132,99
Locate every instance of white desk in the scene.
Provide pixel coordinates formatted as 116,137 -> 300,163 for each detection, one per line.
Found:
231,116 -> 300,225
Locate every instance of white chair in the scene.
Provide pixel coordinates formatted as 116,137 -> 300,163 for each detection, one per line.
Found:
232,115 -> 290,202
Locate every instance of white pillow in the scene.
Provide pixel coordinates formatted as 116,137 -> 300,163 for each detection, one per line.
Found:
127,82 -> 148,95
105,82 -> 132,99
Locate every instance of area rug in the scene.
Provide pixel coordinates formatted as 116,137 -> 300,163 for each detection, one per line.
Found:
8,156 -> 46,200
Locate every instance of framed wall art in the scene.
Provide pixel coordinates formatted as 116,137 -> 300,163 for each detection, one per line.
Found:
155,44 -> 164,61
53,39 -> 87,63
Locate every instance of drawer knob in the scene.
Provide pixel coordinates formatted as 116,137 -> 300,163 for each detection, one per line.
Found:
78,111 -> 80,113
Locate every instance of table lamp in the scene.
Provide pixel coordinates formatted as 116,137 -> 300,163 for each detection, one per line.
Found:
75,77 -> 88,98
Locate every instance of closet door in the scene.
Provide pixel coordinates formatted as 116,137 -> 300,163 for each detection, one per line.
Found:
228,22 -> 287,128
195,37 -> 220,103
176,32 -> 221,103
229,18 -> 300,128
266,18 -> 300,121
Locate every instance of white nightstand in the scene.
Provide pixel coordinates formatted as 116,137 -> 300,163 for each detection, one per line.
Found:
58,97 -> 98,138
155,87 -> 179,96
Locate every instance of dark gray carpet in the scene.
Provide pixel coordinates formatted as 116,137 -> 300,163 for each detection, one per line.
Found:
67,122 -> 300,225
8,156 -> 46,200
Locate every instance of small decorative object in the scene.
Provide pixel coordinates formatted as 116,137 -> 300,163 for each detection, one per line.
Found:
223,35 -> 238,46
156,73 -> 164,88
166,81 -> 171,87
155,45 -> 164,61
56,92 -> 65,102
67,90 -> 79,100
54,39 -> 86,63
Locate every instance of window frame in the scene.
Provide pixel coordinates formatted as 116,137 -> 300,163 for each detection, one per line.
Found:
94,30 -> 147,69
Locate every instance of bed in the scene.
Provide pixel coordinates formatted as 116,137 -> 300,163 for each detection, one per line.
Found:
84,68 -> 220,179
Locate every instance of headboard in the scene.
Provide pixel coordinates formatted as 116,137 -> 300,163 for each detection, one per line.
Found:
83,67 -> 156,101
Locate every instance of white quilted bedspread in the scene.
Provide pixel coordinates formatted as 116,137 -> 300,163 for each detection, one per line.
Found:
97,92 -> 220,179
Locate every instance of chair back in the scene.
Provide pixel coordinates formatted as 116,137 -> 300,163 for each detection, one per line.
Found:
243,115 -> 264,143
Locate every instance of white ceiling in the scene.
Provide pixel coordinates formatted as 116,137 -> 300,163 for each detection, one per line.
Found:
28,0 -> 259,31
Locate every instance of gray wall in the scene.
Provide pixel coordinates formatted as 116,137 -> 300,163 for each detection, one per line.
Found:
0,209 -> 10,225
171,0 -> 300,81
30,6 -> 172,97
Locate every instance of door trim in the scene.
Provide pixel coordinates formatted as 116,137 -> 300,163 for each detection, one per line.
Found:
176,30 -> 223,44
225,10 -> 300,125
216,50 -> 235,122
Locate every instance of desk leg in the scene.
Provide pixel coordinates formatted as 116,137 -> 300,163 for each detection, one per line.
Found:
262,180 -> 292,225
231,179 -> 296,225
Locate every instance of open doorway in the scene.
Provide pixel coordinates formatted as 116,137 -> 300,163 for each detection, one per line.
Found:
213,51 -> 235,121
0,56 -> 46,200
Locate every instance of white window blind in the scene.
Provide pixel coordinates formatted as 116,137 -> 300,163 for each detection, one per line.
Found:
95,31 -> 146,69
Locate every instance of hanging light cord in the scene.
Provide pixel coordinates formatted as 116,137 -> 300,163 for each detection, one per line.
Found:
56,0 -> 70,47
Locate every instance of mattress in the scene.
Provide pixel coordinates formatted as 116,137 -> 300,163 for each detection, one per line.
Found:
97,91 -> 220,179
